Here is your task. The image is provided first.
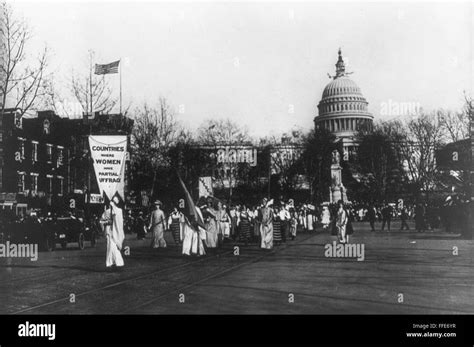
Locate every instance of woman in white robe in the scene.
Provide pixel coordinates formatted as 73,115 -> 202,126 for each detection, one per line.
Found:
321,206 -> 331,230
182,207 -> 206,256
101,197 -> 125,269
259,198 -> 274,250
307,212 -> 314,232
203,201 -> 218,248
215,202 -> 230,245
336,201 -> 348,243
149,200 -> 167,248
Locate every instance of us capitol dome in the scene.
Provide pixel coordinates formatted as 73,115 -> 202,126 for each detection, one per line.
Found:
314,49 -> 373,156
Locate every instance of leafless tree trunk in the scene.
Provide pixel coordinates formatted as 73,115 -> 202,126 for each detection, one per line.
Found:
131,97 -> 185,194
437,108 -> 469,143
399,112 -> 444,195
0,2 -> 49,118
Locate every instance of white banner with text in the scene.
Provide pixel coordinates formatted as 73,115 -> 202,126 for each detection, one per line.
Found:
88,135 -> 127,201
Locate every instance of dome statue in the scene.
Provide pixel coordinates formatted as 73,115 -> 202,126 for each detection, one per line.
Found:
314,49 -> 374,156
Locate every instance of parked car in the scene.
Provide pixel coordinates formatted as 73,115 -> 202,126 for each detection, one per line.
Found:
2,211 -> 97,251
3,215 -> 57,251
44,213 -> 97,250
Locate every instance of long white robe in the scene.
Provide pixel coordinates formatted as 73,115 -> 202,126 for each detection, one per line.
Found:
307,214 -> 314,231
260,224 -> 273,249
149,209 -> 167,248
204,208 -> 218,248
103,204 -> 125,267
336,208 -> 348,242
182,222 -> 206,256
321,208 -> 331,227
259,207 -> 273,249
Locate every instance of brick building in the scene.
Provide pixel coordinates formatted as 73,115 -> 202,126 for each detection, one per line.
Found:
0,110 -> 133,214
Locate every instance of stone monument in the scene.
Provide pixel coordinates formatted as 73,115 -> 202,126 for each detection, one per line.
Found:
330,149 -> 347,203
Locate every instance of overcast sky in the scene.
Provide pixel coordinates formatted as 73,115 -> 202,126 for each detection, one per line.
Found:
12,0 -> 473,137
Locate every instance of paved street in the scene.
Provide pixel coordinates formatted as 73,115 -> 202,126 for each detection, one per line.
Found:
1,221 -> 473,314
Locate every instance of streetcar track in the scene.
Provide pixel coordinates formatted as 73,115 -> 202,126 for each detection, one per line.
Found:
120,232 -> 318,313
11,233 -> 317,314
11,247 -> 235,314
2,241 -> 189,285
10,230 -> 461,314
190,282 -> 472,314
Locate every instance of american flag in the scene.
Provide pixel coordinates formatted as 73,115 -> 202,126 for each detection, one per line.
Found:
94,60 -> 120,75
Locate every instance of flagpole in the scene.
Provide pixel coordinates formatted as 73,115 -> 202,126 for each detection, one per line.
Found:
90,55 -> 93,116
120,59 -> 122,115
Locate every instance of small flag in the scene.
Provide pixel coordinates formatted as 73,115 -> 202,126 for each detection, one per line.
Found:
198,176 -> 213,198
177,172 -> 205,229
94,60 -> 120,75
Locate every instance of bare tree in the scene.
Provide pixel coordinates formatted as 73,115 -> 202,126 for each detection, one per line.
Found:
197,118 -> 250,146
196,118 -> 251,201
0,2 -> 49,117
355,120 -> 407,202
397,112 -> 444,196
131,97 -> 185,194
70,50 -> 118,116
463,93 -> 473,137
437,108 -> 469,143
264,133 -> 303,195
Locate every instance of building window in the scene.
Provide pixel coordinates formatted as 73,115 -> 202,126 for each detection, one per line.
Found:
46,144 -> 53,163
57,176 -> 64,196
15,113 -> 22,128
31,141 -> 38,162
46,175 -> 53,194
30,173 -> 38,193
43,119 -> 50,134
17,172 -> 25,193
57,146 -> 64,166
17,138 -> 25,159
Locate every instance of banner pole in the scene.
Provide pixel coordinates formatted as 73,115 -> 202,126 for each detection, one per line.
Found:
90,54 -> 93,116
120,59 -> 122,115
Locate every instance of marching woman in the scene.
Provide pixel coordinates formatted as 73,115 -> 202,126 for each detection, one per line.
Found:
238,205 -> 252,245
252,205 -> 261,243
298,206 -> 307,232
336,200 -> 348,244
216,201 -> 230,246
321,205 -> 331,231
346,205 -> 354,243
100,196 -> 125,270
182,208 -> 206,257
289,209 -> 297,240
229,205 -> 239,240
149,200 -> 167,249
203,198 -> 218,250
168,206 -> 183,245
278,205 -> 291,242
135,211 -> 147,240
273,206 -> 282,246
307,210 -> 314,232
259,198 -> 274,250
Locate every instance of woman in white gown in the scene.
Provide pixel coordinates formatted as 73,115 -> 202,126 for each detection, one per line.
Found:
321,206 -> 331,231
101,196 -> 125,269
203,199 -> 218,249
182,206 -> 206,256
149,200 -> 167,248
259,198 -> 274,250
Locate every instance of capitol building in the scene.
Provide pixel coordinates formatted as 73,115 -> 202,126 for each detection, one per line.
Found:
314,49 -> 373,157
